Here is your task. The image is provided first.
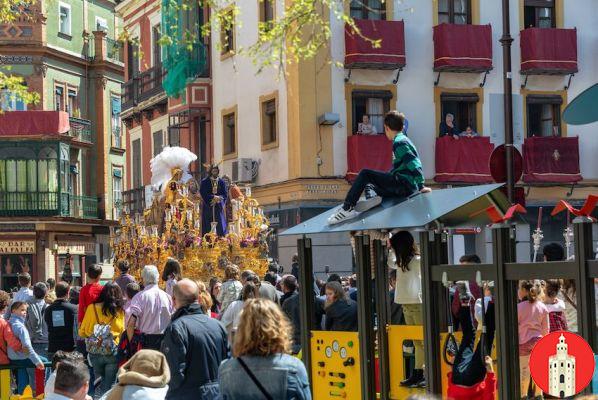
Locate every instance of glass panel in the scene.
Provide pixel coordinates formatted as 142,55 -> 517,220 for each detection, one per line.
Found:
454,14 -> 467,24
367,98 -> 385,133
38,160 -> 48,192
368,0 -> 383,20
540,103 -> 554,136
6,161 -> 16,192
16,160 -> 26,192
438,0 -> 449,13
0,160 -> 4,192
453,0 -> 466,14
438,13 -> 450,24
48,160 -> 58,192
27,160 -> 36,192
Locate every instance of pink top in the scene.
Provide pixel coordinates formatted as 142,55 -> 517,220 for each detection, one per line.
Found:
128,284 -> 173,335
517,300 -> 549,345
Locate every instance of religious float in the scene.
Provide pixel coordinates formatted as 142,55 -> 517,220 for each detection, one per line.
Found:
109,147 -> 271,282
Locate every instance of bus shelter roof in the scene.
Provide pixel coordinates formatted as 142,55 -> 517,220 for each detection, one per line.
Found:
280,183 -> 511,235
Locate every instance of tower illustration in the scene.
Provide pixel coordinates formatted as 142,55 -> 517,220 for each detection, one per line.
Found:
549,334 -> 576,398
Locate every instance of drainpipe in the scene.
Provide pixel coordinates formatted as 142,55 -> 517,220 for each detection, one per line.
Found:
501,0 -> 515,203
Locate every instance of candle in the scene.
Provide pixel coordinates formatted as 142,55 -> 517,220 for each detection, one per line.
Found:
537,207 -> 543,230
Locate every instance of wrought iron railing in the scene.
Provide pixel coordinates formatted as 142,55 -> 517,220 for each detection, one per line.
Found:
0,192 -> 97,218
61,193 -> 99,218
68,117 -> 93,143
138,66 -> 165,102
122,79 -> 137,110
106,38 -> 124,63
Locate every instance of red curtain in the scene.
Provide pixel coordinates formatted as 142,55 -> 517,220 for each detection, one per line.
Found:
433,23 -> 493,71
0,111 -> 70,136
346,135 -> 393,181
523,136 -> 582,183
520,28 -> 577,73
345,19 -> 406,69
434,136 -> 494,183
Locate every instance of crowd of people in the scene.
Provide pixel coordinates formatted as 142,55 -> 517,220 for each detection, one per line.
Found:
0,230 -> 588,400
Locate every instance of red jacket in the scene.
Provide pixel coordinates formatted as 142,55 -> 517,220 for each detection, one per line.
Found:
447,372 -> 496,400
78,282 -> 103,324
0,317 -> 22,364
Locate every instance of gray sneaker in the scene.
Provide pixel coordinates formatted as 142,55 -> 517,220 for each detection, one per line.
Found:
355,195 -> 382,212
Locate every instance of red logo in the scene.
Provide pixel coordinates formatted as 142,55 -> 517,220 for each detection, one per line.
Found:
529,331 -> 595,397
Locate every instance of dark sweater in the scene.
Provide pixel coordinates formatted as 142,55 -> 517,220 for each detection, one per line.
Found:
44,299 -> 78,353
325,299 -> 358,332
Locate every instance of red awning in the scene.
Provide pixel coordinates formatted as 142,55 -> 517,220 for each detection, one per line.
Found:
346,134 -> 393,181
520,28 -> 578,74
0,111 -> 70,136
523,136 -> 582,183
345,19 -> 406,70
433,23 -> 493,72
434,136 -> 494,183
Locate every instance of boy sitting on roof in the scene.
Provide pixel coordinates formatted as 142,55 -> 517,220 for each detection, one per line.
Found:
328,111 -> 431,225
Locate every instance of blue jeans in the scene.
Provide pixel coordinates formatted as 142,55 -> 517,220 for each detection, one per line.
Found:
10,357 -> 50,395
88,354 -> 118,397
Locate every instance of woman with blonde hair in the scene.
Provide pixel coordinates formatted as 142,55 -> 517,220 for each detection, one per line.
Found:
218,298 -> 311,399
194,280 -> 216,318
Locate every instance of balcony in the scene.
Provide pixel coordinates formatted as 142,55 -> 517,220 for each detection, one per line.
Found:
433,23 -> 492,72
68,117 -> 92,143
344,19 -> 406,71
106,38 -> 124,63
0,192 -> 98,218
520,28 -> 578,75
91,31 -> 124,65
123,187 -> 146,216
434,136 -> 494,184
346,135 -> 392,182
522,136 -> 582,184
121,66 -> 165,112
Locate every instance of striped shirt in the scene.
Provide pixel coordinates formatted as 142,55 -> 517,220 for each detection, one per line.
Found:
390,133 -> 425,191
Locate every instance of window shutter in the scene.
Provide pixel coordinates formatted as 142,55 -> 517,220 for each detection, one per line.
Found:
440,93 -> 479,102
526,95 -> 563,105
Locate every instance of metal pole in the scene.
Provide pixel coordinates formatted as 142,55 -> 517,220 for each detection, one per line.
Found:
355,234 -> 376,400
574,222 -> 596,355
373,239 -> 391,399
501,0 -> 515,203
297,236 -> 315,389
492,226 -> 519,400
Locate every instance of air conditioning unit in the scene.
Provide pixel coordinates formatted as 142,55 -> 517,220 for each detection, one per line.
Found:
231,158 -> 256,183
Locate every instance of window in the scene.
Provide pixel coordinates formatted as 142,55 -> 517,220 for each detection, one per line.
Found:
440,92 -> 479,135
526,95 -> 562,137
220,10 -> 235,55
153,130 -> 164,156
259,0 -> 275,27
111,97 -> 121,148
350,0 -> 386,20
112,169 -> 122,219
222,111 -> 236,156
95,16 -> 108,32
58,2 -> 71,36
168,128 -> 180,147
261,97 -> 277,146
351,90 -> 391,134
0,89 -> 27,111
55,86 -> 64,111
132,139 -> 141,188
438,0 -> 471,24
127,41 -> 139,79
66,89 -> 78,117
524,0 -> 555,28
152,25 -> 162,67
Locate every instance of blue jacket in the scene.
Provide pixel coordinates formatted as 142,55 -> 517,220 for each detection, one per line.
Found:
219,354 -> 311,400
8,315 -> 42,365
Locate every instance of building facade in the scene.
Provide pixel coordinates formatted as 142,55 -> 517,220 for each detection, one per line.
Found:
116,0 -> 212,217
211,0 -> 598,271
0,0 -> 124,288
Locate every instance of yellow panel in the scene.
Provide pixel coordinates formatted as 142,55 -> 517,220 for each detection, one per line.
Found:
439,331 -> 498,400
311,331 -> 361,400
388,325 -> 425,399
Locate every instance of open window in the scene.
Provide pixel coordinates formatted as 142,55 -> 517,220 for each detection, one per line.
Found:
526,94 -> 562,137
152,25 -> 162,67
95,16 -> 108,32
67,88 -> 79,117
351,90 -> 391,135
524,0 -> 555,28
220,9 -> 235,56
58,2 -> 71,36
438,0 -> 472,25
261,96 -> 277,147
259,0 -> 275,28
153,130 -> 164,156
0,89 -> 27,111
440,92 -> 479,135
112,168 -> 122,220
349,0 -> 386,20
131,139 -> 142,189
111,97 -> 121,148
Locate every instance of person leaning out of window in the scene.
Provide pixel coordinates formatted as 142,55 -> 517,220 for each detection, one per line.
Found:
357,114 -> 377,135
459,126 -> 479,138
439,113 -> 459,139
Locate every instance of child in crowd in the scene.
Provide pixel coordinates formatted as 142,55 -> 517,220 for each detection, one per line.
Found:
8,301 -> 49,394
328,111 -> 430,225
447,295 -> 496,400
124,282 -> 141,324
544,279 -> 568,332
518,280 -> 549,398
0,290 -> 22,366
218,264 -> 243,314
161,258 -> 182,297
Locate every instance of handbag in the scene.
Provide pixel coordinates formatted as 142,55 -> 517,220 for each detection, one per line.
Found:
237,357 -> 273,400
85,305 -> 117,356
